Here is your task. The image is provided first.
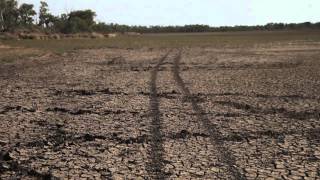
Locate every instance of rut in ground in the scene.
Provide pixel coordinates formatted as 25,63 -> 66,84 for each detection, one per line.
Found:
146,52 -> 170,179
171,49 -> 247,180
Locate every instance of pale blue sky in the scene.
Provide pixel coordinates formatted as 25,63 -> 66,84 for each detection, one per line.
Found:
19,0 -> 320,26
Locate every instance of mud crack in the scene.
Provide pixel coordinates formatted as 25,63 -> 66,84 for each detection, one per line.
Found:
215,101 -> 320,120
171,50 -> 246,180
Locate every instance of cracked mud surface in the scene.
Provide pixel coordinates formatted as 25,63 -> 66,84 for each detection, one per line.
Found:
1,43 -> 320,179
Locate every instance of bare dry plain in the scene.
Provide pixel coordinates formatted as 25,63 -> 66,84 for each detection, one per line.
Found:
1,32 -> 320,179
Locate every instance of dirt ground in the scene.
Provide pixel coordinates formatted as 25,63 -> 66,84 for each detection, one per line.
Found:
0,42 -> 320,179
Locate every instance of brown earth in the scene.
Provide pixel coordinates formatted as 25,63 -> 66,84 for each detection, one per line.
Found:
0,43 -> 320,179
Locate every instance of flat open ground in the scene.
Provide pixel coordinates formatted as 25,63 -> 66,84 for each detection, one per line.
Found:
1,31 -> 320,179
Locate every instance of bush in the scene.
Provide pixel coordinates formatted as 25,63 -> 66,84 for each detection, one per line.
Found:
0,33 -> 18,40
90,32 -> 104,39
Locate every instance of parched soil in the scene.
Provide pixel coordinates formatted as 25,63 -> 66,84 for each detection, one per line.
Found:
1,43 -> 320,179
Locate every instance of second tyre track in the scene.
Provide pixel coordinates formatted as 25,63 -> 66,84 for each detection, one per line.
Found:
171,50 -> 247,180
147,51 -> 171,179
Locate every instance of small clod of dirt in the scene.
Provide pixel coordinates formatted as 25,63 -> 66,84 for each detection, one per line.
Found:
111,133 -> 148,144
98,88 -> 127,95
307,128 -> 320,143
46,107 -> 69,113
72,89 -> 95,96
0,152 -> 13,161
182,96 -> 206,103
70,109 -> 95,115
107,56 -> 126,65
0,106 -> 35,114
169,130 -> 209,140
83,134 -> 107,141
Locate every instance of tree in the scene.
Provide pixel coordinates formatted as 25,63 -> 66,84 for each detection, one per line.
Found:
18,3 -> 36,26
63,10 -> 96,33
39,1 -> 53,28
0,0 -> 5,31
68,10 -> 96,26
49,13 -> 67,32
1,0 -> 19,31
93,22 -> 112,33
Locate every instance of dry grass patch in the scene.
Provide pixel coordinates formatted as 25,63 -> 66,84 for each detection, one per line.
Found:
0,45 -> 43,64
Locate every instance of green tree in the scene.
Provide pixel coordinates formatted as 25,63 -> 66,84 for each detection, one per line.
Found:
1,0 -> 19,31
18,3 -> 36,26
63,10 -> 96,33
47,13 -> 66,32
0,0 -> 5,31
68,10 -> 96,26
39,1 -> 53,28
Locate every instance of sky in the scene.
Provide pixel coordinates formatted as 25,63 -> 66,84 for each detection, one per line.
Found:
19,0 -> 320,26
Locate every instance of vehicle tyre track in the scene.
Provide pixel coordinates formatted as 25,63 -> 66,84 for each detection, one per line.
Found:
171,50 -> 246,180
146,51 -> 170,179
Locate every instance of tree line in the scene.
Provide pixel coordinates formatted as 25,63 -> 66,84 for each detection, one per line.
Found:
1,0 -> 320,34
0,0 -> 97,33
93,22 -> 320,33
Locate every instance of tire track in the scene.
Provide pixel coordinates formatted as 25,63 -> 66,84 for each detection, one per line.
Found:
171,50 -> 246,180
146,51 -> 170,179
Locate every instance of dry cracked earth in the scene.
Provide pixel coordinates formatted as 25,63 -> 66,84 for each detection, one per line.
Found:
1,43 -> 320,179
